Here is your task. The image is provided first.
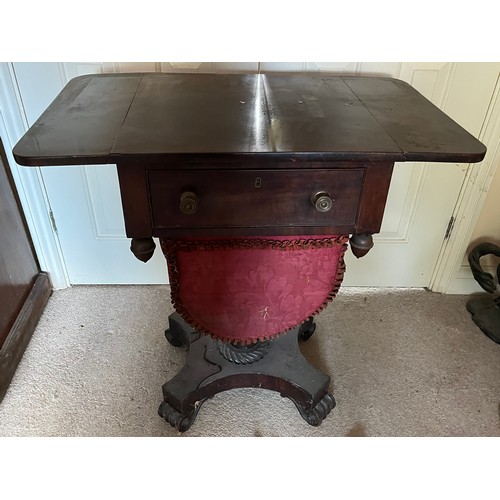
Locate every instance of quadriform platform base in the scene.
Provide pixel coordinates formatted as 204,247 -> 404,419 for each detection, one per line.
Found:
13,73 -> 486,431
159,313 -> 333,432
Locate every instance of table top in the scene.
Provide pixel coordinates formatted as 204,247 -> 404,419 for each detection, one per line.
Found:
13,72 -> 486,167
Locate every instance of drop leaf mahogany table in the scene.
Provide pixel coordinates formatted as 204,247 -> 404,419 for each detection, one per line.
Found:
14,73 -> 486,431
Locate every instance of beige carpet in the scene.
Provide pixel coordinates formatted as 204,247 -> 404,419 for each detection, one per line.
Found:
0,286 -> 499,437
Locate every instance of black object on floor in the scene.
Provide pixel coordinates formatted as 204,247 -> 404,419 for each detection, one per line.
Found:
467,242 -> 500,344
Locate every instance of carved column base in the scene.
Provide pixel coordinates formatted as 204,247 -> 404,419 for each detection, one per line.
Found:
159,313 -> 335,432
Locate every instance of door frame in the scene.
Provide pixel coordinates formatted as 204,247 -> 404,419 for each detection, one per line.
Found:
1,61 -> 498,292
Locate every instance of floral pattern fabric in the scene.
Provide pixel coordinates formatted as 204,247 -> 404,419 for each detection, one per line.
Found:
160,236 -> 348,344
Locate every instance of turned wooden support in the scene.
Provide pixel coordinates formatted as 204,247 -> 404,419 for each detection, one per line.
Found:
350,234 -> 374,258
131,238 -> 156,262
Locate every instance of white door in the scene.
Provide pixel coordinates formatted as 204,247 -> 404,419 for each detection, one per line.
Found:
8,62 -> 500,287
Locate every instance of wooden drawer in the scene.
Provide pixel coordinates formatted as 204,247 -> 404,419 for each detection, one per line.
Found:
147,169 -> 364,231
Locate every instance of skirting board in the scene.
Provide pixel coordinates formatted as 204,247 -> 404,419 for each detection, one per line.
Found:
0,272 -> 52,402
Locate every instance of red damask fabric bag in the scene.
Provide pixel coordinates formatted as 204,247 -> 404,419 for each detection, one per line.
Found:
160,235 -> 348,344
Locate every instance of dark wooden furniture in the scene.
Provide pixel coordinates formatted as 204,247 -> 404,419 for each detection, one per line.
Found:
13,73 -> 486,431
0,137 -> 51,402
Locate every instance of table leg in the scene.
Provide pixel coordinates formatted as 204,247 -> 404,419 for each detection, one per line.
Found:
158,313 -> 335,432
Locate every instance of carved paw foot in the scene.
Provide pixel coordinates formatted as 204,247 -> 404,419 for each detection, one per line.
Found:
158,400 -> 203,432
295,393 -> 336,426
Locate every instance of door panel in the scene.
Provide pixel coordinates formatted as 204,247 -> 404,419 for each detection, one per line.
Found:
82,165 -> 126,239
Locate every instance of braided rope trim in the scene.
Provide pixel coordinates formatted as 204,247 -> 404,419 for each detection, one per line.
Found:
160,235 -> 349,345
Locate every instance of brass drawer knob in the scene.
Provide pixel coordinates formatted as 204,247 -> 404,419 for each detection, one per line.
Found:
180,191 -> 199,215
311,190 -> 334,213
